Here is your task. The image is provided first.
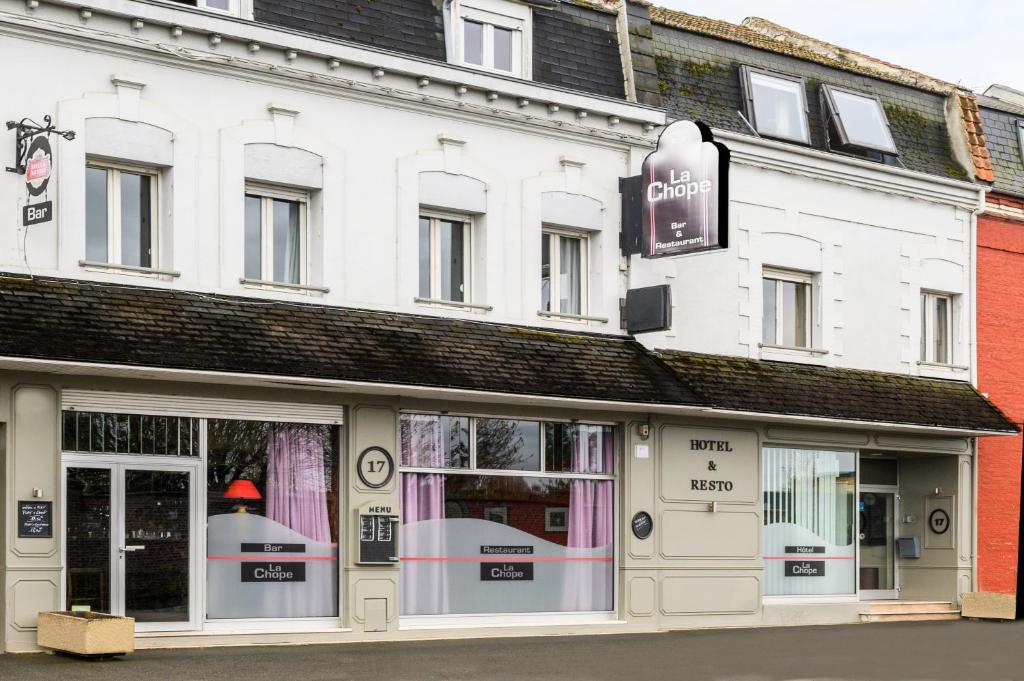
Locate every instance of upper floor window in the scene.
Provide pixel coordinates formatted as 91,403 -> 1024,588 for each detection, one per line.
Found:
419,213 -> 471,303
244,184 -> 308,286
85,160 -> 158,269
165,0 -> 234,14
822,85 -> 897,156
1017,121 -> 1024,164
739,66 -> 810,144
541,228 -> 587,316
763,269 -> 812,349
450,0 -> 530,78
921,292 -> 953,365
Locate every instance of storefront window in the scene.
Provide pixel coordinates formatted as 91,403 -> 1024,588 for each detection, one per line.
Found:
206,420 -> 340,619
763,447 -> 856,596
62,411 -> 199,456
399,414 -> 615,616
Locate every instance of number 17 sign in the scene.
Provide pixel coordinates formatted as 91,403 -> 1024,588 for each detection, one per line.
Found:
356,446 -> 394,489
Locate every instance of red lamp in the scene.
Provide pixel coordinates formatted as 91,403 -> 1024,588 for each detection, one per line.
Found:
223,479 -> 262,513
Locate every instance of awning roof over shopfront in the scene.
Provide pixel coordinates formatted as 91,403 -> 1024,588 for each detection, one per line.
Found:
0,273 -> 695,406
0,273 -> 1014,434
656,350 -> 1017,435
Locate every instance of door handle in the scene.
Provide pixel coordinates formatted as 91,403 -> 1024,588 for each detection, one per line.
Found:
120,545 -> 146,552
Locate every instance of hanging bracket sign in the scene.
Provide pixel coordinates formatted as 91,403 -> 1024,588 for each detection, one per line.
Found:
640,120 -> 729,258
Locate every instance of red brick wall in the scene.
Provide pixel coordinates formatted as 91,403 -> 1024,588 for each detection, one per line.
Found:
977,197 -> 1024,594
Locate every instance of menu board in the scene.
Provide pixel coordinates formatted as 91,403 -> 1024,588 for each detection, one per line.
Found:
358,515 -> 398,564
18,500 -> 52,538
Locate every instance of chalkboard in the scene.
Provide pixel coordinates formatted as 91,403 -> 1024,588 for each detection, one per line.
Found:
18,500 -> 52,538
358,515 -> 399,564
631,511 -> 653,540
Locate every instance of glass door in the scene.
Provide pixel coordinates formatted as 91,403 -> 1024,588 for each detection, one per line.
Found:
858,487 -> 898,600
123,468 -> 192,625
64,461 -> 199,631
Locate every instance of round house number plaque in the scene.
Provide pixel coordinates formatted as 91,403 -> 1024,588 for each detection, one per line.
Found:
631,511 -> 653,540
928,508 -> 950,535
357,446 -> 395,489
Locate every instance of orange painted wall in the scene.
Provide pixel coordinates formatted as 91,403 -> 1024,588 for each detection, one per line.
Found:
977,199 -> 1024,594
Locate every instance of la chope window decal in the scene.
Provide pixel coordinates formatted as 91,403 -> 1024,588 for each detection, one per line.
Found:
640,120 -> 730,258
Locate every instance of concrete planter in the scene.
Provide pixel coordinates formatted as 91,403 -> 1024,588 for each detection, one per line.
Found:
37,612 -> 135,656
961,592 -> 1016,620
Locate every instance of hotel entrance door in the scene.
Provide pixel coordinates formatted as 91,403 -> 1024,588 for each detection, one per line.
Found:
63,461 -> 199,631
858,487 -> 898,599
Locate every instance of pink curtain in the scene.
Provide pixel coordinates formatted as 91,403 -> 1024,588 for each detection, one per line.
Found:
399,416 -> 448,615
266,425 -> 331,543
563,426 -> 614,611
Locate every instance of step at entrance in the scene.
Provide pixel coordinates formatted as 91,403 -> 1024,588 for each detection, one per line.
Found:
860,601 -> 960,623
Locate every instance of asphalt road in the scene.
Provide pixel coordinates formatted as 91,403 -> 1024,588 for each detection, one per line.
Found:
0,619 -> 1021,681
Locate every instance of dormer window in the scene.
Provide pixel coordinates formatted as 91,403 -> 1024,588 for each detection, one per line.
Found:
448,0 -> 531,78
1017,121 -> 1024,163
165,0 -> 234,14
822,85 -> 897,157
739,66 -> 810,144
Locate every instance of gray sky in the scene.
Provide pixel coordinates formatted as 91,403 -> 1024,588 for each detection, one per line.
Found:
658,0 -> 1020,94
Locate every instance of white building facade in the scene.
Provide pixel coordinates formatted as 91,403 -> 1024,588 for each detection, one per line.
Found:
0,0 -> 1013,652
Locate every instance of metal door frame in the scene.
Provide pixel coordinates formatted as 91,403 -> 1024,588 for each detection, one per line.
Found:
858,484 -> 900,601
61,455 -> 201,632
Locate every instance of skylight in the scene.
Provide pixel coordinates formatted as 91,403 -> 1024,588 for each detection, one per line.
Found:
740,67 -> 810,144
822,85 -> 897,154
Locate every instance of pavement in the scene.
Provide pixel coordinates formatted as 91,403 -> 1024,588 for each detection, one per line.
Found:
0,619 -> 1022,681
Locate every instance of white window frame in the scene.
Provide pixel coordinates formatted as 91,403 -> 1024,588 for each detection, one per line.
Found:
542,227 -> 589,317
397,411 -> 618,626
739,66 -> 810,144
921,291 -> 954,365
244,182 -> 309,287
158,0 -> 238,15
762,268 -> 814,349
1017,121 -> 1024,163
85,159 -> 160,269
419,210 -> 473,303
450,0 -> 531,78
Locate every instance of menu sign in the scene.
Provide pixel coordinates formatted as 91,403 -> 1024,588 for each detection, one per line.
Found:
640,120 -> 729,258
18,500 -> 52,538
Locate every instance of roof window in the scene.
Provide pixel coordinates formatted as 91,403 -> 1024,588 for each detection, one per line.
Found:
739,66 -> 810,144
821,85 -> 897,156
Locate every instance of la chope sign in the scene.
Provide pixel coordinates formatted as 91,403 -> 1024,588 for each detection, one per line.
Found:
640,120 -> 729,258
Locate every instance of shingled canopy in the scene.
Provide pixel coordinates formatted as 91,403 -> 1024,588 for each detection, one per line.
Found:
0,274 -> 694,406
657,349 -> 1016,434
0,274 -> 1012,433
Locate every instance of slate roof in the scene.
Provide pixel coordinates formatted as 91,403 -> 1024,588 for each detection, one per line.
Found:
656,350 -> 1016,434
977,94 -> 1024,199
252,0 -> 627,100
0,275 -> 1011,432
0,274 -> 692,406
254,0 -> 446,62
643,7 -> 970,180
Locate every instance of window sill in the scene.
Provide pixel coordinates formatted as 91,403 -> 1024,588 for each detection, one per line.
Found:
414,297 -> 492,312
537,310 -> 608,324
917,360 -> 969,372
79,260 -> 180,278
758,343 -> 829,356
240,278 -> 329,295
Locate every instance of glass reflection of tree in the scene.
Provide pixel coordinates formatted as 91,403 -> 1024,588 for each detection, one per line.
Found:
476,419 -> 531,470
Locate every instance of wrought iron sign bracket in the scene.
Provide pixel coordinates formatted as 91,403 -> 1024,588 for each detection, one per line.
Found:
5,116 -> 75,175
